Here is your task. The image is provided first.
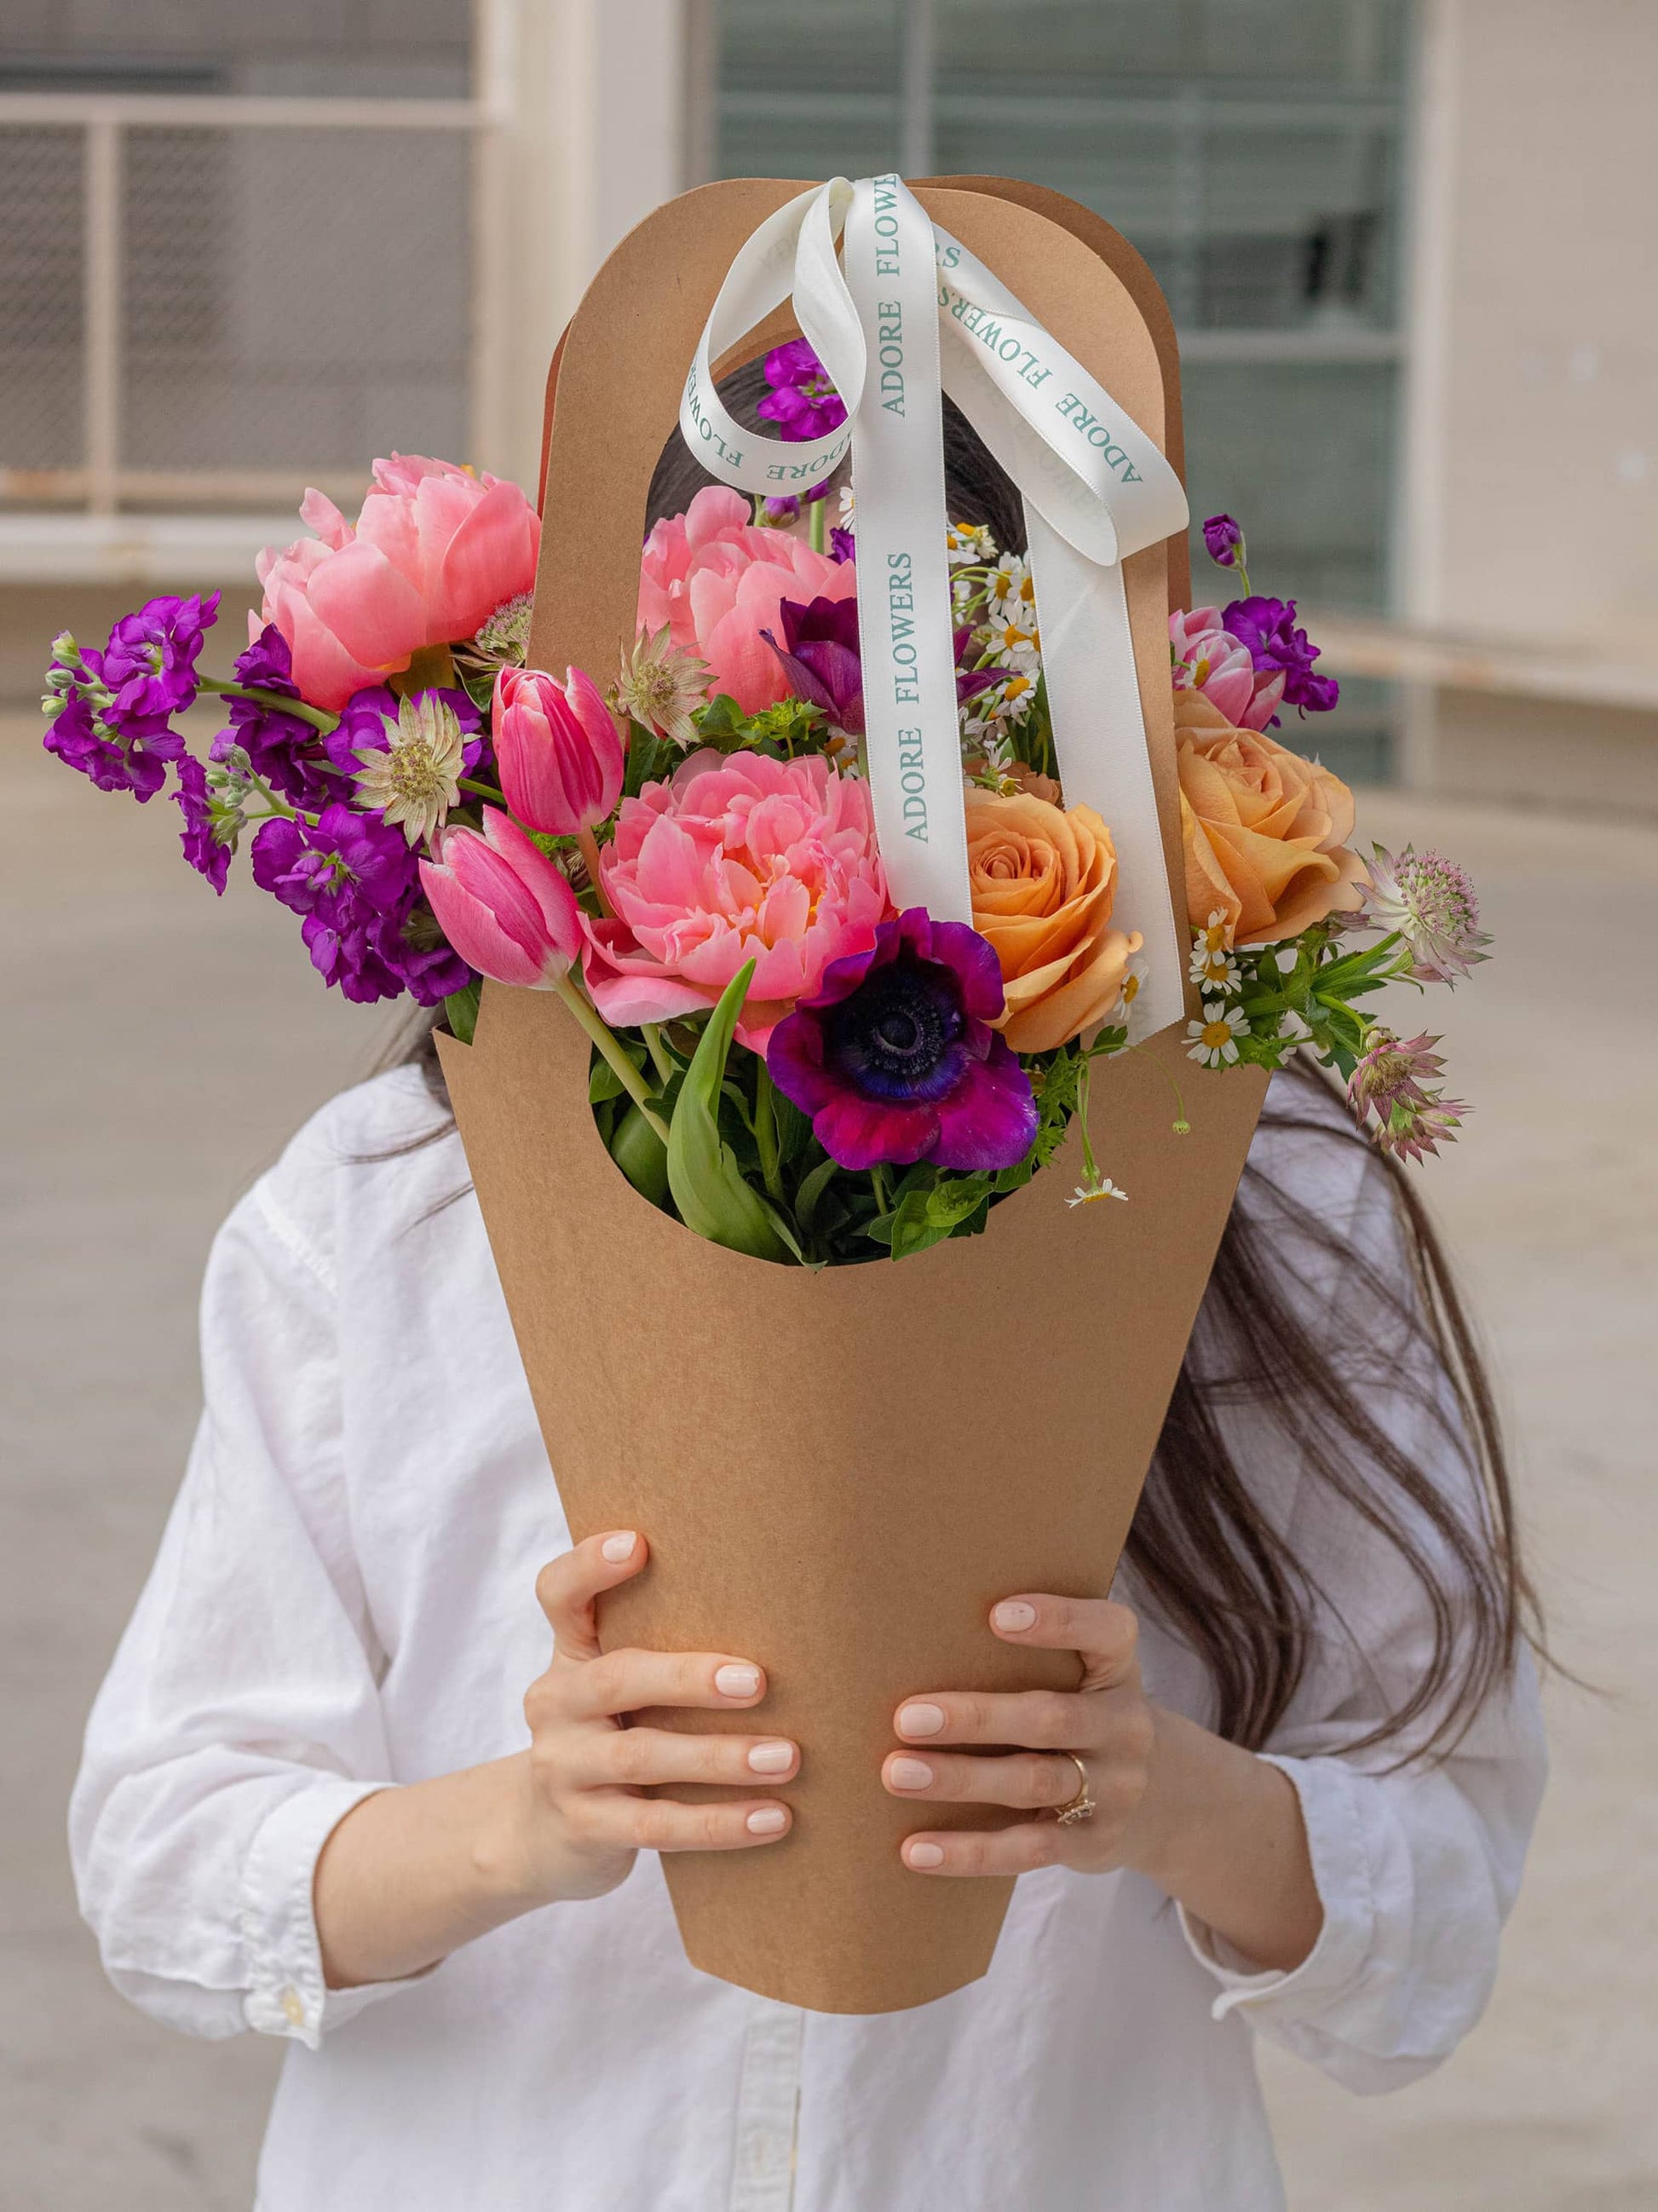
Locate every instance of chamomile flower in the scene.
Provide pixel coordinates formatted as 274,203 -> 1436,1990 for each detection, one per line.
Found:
1186,999 -> 1250,1069
1068,1175 -> 1129,1207
1114,952 -> 1150,1035
1189,941 -> 1241,992
986,551 -> 1033,612
984,611 -> 1041,665
947,520 -> 996,565
1193,907 -> 1234,957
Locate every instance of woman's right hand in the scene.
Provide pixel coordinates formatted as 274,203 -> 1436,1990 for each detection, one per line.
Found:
511,1530 -> 797,1905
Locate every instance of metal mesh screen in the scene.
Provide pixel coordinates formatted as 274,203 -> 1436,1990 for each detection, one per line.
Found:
0,125 -> 84,471
121,124 -> 470,479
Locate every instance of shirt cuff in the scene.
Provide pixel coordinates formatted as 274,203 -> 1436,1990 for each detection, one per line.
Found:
1177,1752 -> 1379,2025
237,1777 -> 406,2049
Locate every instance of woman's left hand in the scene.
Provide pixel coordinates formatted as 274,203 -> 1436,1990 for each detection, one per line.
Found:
883,1593 -> 1159,1876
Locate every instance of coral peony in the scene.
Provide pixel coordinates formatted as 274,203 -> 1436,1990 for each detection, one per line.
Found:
257,453 -> 540,711
964,789 -> 1143,1052
1175,689 -> 1366,944
767,908 -> 1038,1172
637,486 -> 857,714
583,747 -> 889,1048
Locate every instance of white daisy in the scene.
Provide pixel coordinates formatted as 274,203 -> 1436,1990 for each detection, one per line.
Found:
1068,1176 -> 1128,1207
983,612 -> 1041,664
985,551 -> 1031,611
947,519 -> 996,566
1189,942 -> 1241,991
1185,999 -> 1250,1069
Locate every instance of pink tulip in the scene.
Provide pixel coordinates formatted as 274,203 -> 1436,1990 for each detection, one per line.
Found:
1170,606 -> 1285,732
256,453 -> 540,711
418,809 -> 582,989
492,664 -> 624,837
638,485 -> 857,714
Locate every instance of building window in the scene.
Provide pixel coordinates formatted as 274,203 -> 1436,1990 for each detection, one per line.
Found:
714,0 -> 1408,780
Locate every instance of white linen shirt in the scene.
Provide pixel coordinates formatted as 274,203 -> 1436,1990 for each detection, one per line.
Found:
70,1067 -> 1546,2212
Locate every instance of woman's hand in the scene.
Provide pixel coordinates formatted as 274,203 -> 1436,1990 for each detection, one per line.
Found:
882,1593 -> 1154,1877
513,1529 -> 797,1904
314,1529 -> 795,1990
882,1592 -> 1324,1973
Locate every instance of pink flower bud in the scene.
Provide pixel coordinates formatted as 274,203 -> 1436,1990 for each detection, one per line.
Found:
492,664 -> 624,836
418,808 -> 582,989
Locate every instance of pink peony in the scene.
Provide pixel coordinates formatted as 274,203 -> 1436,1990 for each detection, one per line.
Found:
1170,606 -> 1285,733
583,747 -> 891,1048
258,453 -> 540,712
638,486 -> 857,715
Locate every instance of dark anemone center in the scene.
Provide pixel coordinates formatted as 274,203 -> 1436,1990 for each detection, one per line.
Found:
824,954 -> 967,1103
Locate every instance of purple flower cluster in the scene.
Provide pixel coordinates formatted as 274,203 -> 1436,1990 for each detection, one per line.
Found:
757,339 -> 848,445
250,803 -> 470,1005
173,753 -> 231,895
43,592 -> 220,800
209,625 -> 337,810
1222,595 -> 1339,717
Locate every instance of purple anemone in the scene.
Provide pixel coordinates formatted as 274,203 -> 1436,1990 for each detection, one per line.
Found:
767,908 -> 1038,1172
761,596 -> 864,734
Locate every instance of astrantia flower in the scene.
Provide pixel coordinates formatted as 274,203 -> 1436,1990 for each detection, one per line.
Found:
757,338 -> 848,445
1186,999 -> 1250,1068
173,752 -> 231,895
350,688 -> 470,847
210,625 -> 336,811
1223,596 -> 1339,717
1358,844 -> 1491,984
615,623 -> 708,748
767,908 -> 1038,1172
1347,1028 -> 1467,1163
473,591 -> 534,666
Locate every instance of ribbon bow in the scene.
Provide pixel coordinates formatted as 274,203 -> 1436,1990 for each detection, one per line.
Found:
679,175 -> 1189,1035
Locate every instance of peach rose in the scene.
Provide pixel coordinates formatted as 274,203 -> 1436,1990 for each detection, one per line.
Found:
964,788 -> 1141,1053
1175,690 -> 1366,943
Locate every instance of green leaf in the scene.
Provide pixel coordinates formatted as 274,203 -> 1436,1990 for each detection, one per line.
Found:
608,1100 -> 670,1207
665,960 -> 792,1264
589,1055 -> 627,1104
442,980 -> 481,1046
793,1151 -> 842,1235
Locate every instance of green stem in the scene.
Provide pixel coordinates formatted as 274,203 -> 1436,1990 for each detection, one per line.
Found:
1076,1057 -> 1100,1187
809,494 -> 827,556
642,1022 -> 675,1086
202,677 -> 337,734
457,776 -> 504,804
550,975 -> 671,1144
753,1060 -> 784,1205
245,769 -> 296,820
869,1162 -> 893,1215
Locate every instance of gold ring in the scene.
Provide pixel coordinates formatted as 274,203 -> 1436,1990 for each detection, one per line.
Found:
1052,1752 -> 1097,1825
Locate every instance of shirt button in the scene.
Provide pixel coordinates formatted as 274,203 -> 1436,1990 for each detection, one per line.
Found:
280,1987 -> 307,2029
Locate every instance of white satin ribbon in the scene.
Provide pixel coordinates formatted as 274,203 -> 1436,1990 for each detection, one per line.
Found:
676,175 -> 1190,1034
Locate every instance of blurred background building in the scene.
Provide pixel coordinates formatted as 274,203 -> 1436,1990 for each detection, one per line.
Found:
3,0 -> 1655,805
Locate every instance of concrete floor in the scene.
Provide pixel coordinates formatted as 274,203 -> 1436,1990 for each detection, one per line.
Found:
3,716 -> 1654,2210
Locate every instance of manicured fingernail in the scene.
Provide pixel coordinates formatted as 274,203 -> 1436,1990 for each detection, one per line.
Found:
746,1806 -> 788,1835
907,1840 -> 945,1869
889,1757 -> 934,1790
601,1532 -> 636,1563
992,1599 -> 1036,1632
896,1702 -> 946,1737
716,1664 -> 762,1698
747,1741 -> 794,1775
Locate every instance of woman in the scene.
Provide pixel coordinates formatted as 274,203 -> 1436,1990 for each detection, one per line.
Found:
70,412 -> 1546,2210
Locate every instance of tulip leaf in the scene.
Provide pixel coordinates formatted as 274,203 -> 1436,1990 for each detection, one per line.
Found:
666,962 -> 793,1264
610,1101 -> 670,1207
443,980 -> 481,1047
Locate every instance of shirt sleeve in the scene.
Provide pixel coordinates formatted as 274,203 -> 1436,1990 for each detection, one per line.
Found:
69,1166 -> 412,2050
1174,1101 -> 1548,2094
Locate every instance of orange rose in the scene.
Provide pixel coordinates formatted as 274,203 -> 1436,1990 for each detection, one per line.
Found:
1175,689 -> 1366,942
964,788 -> 1141,1052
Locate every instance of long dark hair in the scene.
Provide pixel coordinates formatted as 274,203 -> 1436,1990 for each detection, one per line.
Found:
389,364 -> 1539,1759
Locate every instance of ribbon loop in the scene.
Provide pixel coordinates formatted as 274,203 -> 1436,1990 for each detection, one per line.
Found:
676,176 -> 1191,1034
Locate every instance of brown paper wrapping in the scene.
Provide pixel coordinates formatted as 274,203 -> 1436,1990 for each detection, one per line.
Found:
440,180 -> 1266,2013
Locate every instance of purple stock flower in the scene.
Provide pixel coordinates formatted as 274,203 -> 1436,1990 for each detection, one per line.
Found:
830,525 -> 855,564
173,752 -> 230,894
210,625 -> 337,809
250,801 -> 465,1005
767,908 -> 1038,1172
1202,515 -> 1244,567
757,339 -> 848,445
43,681 -> 171,800
1223,596 -> 1339,717
762,596 -> 865,735
101,591 -> 220,726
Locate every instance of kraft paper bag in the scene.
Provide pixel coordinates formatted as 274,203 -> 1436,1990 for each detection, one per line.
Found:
439,178 -> 1267,2014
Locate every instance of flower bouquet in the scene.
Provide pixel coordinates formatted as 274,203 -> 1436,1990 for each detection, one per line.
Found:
44,175 -> 1486,2012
